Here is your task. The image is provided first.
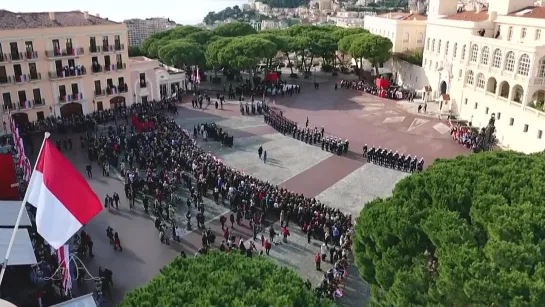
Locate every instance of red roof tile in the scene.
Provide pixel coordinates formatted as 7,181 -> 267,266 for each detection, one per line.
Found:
0,10 -> 119,31
378,12 -> 427,20
444,9 -> 489,21
508,6 -> 545,19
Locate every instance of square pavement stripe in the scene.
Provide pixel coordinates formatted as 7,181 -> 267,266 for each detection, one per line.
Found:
194,133 -> 333,185
316,163 -> 409,218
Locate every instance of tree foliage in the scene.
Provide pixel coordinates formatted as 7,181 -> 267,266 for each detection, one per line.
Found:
128,46 -> 145,57
203,5 -> 270,25
157,40 -> 204,67
213,22 -> 257,37
120,251 -> 332,307
218,36 -> 277,70
354,151 -> 545,306
259,0 -> 310,8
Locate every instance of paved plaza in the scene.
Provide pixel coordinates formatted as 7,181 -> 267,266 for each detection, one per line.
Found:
33,79 -> 470,306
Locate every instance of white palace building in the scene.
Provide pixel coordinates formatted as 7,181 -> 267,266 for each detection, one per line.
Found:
381,0 -> 545,153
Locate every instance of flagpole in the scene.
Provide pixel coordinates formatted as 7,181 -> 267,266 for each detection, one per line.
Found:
0,132 -> 50,286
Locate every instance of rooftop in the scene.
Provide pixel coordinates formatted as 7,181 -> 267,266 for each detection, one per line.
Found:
443,9 -> 489,22
508,6 -> 545,19
129,56 -> 156,63
0,10 -> 119,31
377,12 -> 427,20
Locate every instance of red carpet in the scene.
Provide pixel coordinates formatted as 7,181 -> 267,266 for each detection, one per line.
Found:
0,153 -> 18,200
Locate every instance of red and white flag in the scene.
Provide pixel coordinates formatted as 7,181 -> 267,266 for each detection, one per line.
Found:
27,138 -> 102,249
56,244 -> 72,294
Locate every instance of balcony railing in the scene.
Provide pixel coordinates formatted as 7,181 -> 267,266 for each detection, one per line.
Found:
59,93 -> 84,103
13,73 -> 42,83
89,45 -> 99,53
91,64 -> 103,73
102,45 -> 111,52
0,75 -> 13,85
49,66 -> 86,79
119,83 -> 128,93
534,78 -> 545,86
25,51 -> 39,60
95,85 -> 128,97
0,53 -> 5,62
18,100 -> 33,110
33,98 -> 45,107
139,81 -> 147,88
9,52 -> 22,61
94,89 -> 106,97
3,102 -> 14,111
45,47 -> 84,58
114,43 -> 124,51
116,62 -> 126,70
105,63 -> 127,72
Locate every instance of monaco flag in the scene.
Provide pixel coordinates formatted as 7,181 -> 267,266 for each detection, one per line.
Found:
27,138 -> 102,249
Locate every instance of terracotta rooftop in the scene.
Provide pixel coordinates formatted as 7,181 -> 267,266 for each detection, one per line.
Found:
508,6 -> 545,19
378,12 -> 427,20
0,10 -> 119,31
444,9 -> 489,21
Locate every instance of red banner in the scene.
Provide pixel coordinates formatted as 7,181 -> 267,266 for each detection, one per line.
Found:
131,115 -> 155,132
266,72 -> 278,82
375,78 -> 389,89
0,153 -> 18,200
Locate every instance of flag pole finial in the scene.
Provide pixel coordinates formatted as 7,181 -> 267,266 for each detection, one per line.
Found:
44,132 -> 51,139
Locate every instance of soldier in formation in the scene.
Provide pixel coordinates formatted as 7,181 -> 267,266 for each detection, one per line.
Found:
363,145 -> 424,172
321,137 -> 349,155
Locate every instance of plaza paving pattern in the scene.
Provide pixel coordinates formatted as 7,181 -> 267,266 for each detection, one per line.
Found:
31,81 -> 470,306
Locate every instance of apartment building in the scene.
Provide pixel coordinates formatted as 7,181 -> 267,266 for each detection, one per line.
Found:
0,10 -> 132,126
364,12 -> 427,53
423,0 -> 545,153
125,18 -> 176,47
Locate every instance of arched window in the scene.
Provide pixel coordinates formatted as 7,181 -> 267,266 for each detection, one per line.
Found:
517,54 -> 531,76
470,44 -> 479,62
417,32 -> 424,43
438,40 -> 442,53
504,51 -> 515,71
426,38 -> 430,50
480,47 -> 490,65
492,49 -> 502,68
461,45 -> 467,60
538,57 -> 545,78
445,41 -> 449,56
466,70 -> 474,85
432,39 -> 435,52
476,73 -> 485,88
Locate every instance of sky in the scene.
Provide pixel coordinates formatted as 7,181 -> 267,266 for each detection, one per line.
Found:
2,0 -> 247,25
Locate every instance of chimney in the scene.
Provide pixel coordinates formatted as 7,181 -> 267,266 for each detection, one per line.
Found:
84,11 -> 89,19
388,13 -> 393,18
488,11 -> 497,21
475,5 -> 482,13
410,9 -> 415,14
96,13 -> 100,17
49,12 -> 56,21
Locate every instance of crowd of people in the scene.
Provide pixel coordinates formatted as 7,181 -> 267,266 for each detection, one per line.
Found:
264,110 -> 350,156
338,79 -> 413,101
450,125 -> 478,149
193,123 -> 234,147
76,97 -> 355,299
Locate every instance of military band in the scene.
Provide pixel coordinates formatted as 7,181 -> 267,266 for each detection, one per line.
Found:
240,101 -> 267,116
363,145 -> 424,172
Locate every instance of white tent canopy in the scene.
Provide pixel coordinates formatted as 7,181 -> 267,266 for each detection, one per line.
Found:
0,201 -> 32,227
0,228 -> 37,265
51,294 -> 98,307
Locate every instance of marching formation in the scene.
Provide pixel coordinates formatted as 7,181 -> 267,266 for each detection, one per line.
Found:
363,145 -> 424,172
240,100 -> 268,116
264,110 -> 349,156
